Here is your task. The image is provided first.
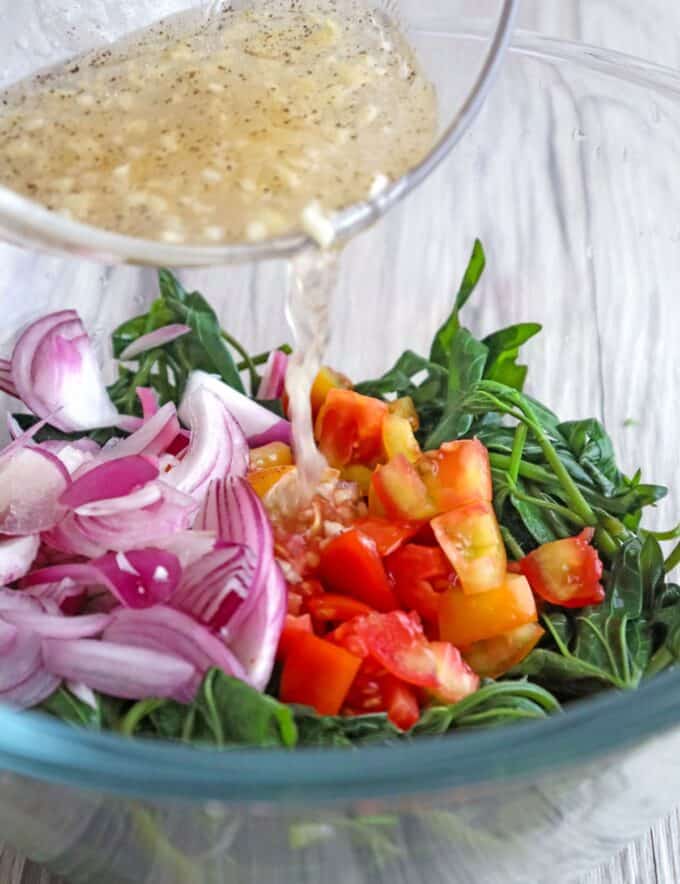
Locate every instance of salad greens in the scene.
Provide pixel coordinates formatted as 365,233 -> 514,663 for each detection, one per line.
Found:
36,240 -> 680,746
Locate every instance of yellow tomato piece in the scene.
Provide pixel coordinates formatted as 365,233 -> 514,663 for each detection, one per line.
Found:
249,442 -> 293,470
388,396 -> 419,430
462,623 -> 545,679
438,574 -> 538,648
248,465 -> 295,498
340,464 -> 373,495
371,455 -> 436,521
431,501 -> 506,595
381,413 -> 421,464
310,366 -> 352,418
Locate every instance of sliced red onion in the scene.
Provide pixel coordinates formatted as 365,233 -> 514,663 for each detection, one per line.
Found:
39,440 -> 100,476
0,446 -> 70,535
136,387 -> 160,420
172,542 -> 255,630
42,481 -> 197,558
0,627 -> 41,691
1,610 -> 110,639
257,350 -> 288,401
0,619 -> 17,653
119,324 -> 191,361
60,455 -> 159,510
169,386 -> 248,500
25,547 -> 181,609
43,638 -> 197,702
87,402 -> 180,466
166,429 -> 190,458
24,579 -> 87,616
92,548 -> 181,608
196,479 -> 273,631
0,358 -> 17,399
66,681 -> 98,709
0,666 -> 60,709
11,310 -> 119,431
148,529 -> 217,570
182,371 -> 291,448
104,606 -> 249,683
0,534 -> 39,584
73,483 -> 162,517
228,561 -> 286,690
115,415 -> 144,433
0,588 -> 43,612
195,477 -> 284,686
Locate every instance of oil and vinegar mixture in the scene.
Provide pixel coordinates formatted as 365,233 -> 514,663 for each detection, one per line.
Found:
0,0 -> 438,495
0,0 -> 437,245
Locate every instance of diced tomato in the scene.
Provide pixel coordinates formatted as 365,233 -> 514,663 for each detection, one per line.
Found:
382,676 -> 420,731
249,442 -> 293,470
385,544 -> 453,623
371,455 -> 437,521
310,366 -> 353,418
432,500 -> 507,594
462,623 -> 545,679
353,517 -> 420,557
315,389 -> 388,468
387,396 -> 419,430
418,439 -> 492,512
248,465 -> 295,498
438,573 -> 538,647
381,413 -> 422,464
318,528 -> 399,612
287,578 -> 324,615
428,642 -> 480,704
276,613 -> 313,660
280,633 -> 362,715
306,593 -> 373,623
333,611 -> 438,689
520,528 -> 605,608
342,656 -> 385,714
340,464 -> 374,495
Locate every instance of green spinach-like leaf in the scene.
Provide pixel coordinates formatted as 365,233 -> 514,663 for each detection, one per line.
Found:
430,239 -> 485,366
482,322 -> 542,391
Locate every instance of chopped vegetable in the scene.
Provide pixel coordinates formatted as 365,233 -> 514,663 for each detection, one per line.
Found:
318,528 -> 399,612
519,528 -> 604,608
438,574 -> 538,647
432,501 -> 507,595
0,249 -> 673,748
280,633 -> 362,715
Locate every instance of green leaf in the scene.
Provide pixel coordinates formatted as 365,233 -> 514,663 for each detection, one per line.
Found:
411,680 -> 560,735
294,708 -> 402,747
430,239 -> 486,366
517,538 -> 670,695
11,413 -> 126,447
424,328 -> 488,448
194,670 -> 297,748
39,688 -> 103,729
482,322 -> 542,391
164,286 -> 245,394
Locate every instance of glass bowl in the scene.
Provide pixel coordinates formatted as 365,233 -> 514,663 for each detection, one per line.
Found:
0,0 -> 517,265
1,23 -> 680,884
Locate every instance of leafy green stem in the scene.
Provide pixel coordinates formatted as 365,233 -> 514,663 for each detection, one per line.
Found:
664,540 -> 680,574
120,699 -> 166,737
508,423 -> 527,485
221,330 -> 260,393
500,526 -> 524,561
236,344 -> 291,372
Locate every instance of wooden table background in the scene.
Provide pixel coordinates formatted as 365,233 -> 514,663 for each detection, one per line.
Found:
1,1 -> 680,881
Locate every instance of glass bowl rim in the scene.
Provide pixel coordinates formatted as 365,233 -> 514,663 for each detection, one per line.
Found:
0,0 -> 518,267
2,32 -> 680,803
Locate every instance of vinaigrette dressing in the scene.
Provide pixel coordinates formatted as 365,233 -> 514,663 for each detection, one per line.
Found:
0,0 -> 437,245
0,0 -> 438,496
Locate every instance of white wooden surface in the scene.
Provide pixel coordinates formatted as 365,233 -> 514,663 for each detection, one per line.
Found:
1,2 -> 680,882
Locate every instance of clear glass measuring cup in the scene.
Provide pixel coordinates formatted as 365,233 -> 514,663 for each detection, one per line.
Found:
0,0 -> 518,266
